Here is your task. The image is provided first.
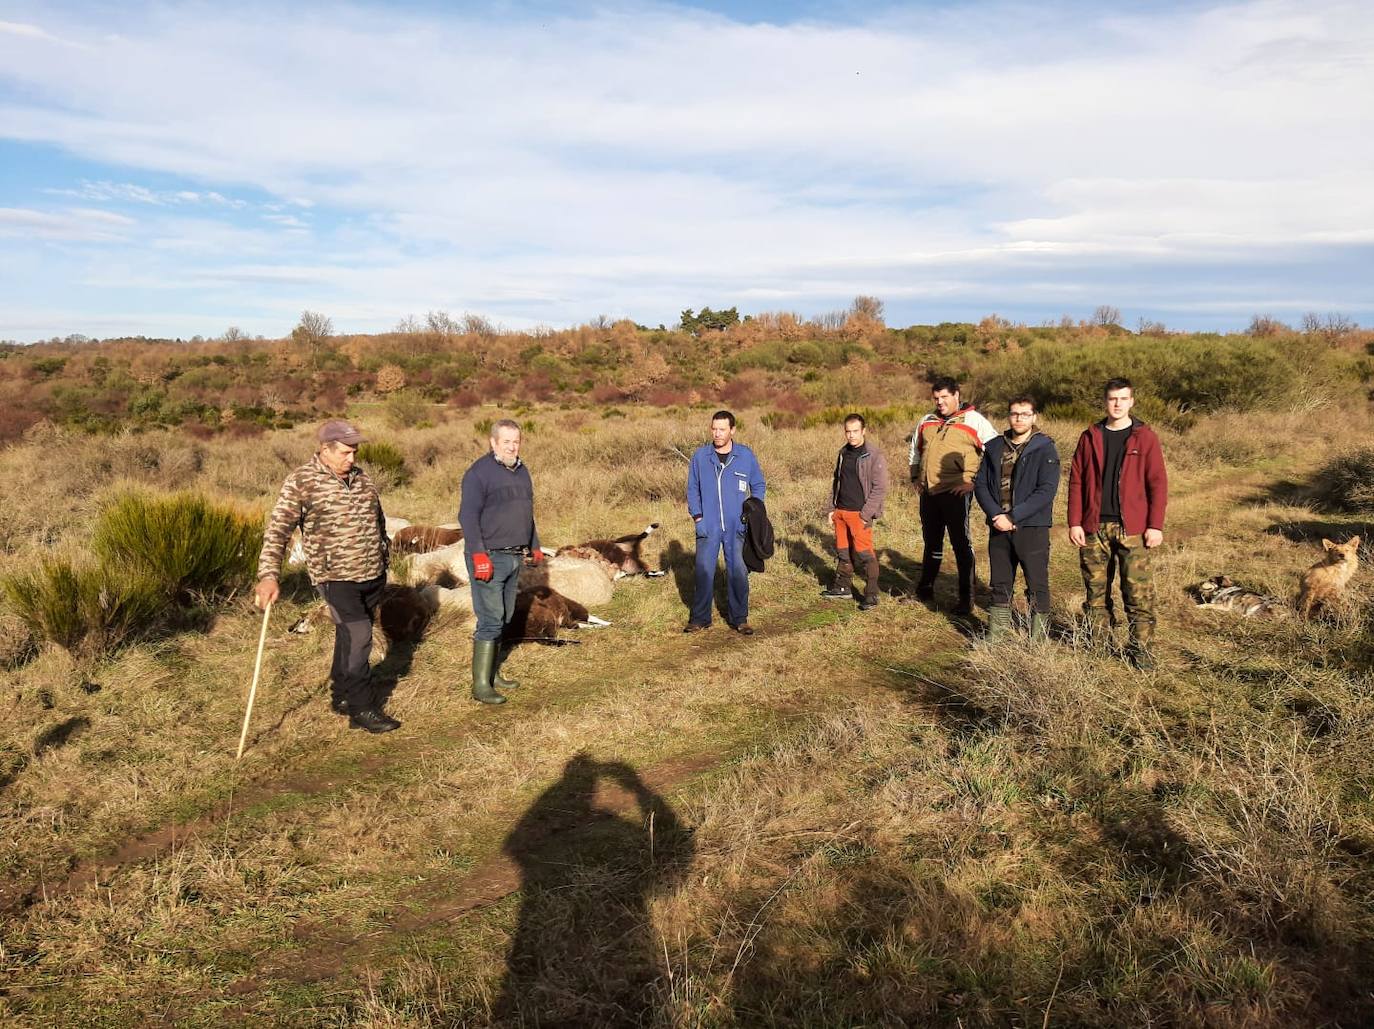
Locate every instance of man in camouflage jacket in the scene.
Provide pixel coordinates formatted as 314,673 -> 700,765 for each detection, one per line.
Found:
255,420 -> 398,734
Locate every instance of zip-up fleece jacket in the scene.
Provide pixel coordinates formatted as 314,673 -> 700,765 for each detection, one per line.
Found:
1066,418 -> 1168,536
973,430 -> 1061,528
908,404 -> 999,494
458,453 -> 541,554
687,443 -> 766,537
257,454 -> 389,586
828,443 -> 890,525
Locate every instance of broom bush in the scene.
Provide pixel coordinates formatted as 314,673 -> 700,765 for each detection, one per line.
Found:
91,489 -> 263,603
358,440 -> 411,489
1,554 -> 162,662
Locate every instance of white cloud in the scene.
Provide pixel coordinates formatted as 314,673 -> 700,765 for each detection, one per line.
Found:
0,205 -> 134,240
0,0 -> 1371,337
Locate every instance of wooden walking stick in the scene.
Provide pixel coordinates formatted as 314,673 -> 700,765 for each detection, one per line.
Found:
236,601 -> 273,760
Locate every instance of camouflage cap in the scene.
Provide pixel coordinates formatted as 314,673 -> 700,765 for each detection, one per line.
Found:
317,419 -> 364,446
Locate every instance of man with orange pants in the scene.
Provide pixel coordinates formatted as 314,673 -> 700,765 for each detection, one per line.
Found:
821,413 -> 890,610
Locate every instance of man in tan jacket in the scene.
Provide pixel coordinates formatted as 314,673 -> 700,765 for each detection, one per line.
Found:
908,377 -> 998,615
255,419 -> 398,734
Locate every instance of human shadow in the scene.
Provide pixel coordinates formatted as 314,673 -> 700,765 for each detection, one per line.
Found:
1264,519 -> 1372,547
495,753 -> 695,1026
369,639 -> 417,710
880,545 -> 925,596
661,540 -> 694,608
786,535 -> 833,589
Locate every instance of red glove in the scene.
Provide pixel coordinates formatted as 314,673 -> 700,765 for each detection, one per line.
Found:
472,552 -> 493,581
530,547 -> 544,565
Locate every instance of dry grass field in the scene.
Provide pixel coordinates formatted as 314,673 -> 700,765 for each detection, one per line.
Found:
2,401 -> 1374,1027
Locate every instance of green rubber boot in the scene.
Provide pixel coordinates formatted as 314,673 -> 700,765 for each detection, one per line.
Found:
986,604 -> 1014,644
470,640 -> 507,705
494,647 -> 519,690
1029,611 -> 1050,642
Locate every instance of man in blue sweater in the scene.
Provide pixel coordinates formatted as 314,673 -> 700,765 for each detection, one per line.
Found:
684,410 -> 767,635
458,418 -> 543,704
973,395 -> 1061,642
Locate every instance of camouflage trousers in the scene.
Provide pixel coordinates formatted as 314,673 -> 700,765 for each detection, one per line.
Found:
1078,522 -> 1156,650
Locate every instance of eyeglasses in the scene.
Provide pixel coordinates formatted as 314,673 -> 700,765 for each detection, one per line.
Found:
1008,412 -> 1035,419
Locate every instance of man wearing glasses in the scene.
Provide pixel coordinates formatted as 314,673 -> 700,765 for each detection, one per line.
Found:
973,396 -> 1061,642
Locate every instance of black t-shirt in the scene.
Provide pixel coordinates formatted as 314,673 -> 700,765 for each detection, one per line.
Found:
837,444 -> 865,511
1099,425 -> 1130,521
716,448 -> 730,465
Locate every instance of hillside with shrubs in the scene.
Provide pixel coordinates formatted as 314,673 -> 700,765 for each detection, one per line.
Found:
2,304 -> 1368,445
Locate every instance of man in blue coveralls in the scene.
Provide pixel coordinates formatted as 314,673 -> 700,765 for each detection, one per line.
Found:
684,410 -> 767,636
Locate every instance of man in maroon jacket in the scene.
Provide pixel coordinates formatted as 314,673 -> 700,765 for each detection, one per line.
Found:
1066,378 -> 1169,670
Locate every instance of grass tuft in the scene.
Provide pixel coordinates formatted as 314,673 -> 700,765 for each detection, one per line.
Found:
1,552 -> 163,661
91,488 -> 262,603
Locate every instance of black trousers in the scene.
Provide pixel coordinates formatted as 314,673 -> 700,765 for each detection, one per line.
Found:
919,491 -> 975,595
988,526 -> 1051,612
318,576 -> 387,710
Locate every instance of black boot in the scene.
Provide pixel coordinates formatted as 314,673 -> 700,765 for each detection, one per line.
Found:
349,708 -> 399,733
858,551 -> 880,610
821,561 -> 854,599
915,559 -> 939,600
471,640 -> 507,705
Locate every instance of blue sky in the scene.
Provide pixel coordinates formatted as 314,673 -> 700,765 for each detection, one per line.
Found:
1,0 -> 1371,341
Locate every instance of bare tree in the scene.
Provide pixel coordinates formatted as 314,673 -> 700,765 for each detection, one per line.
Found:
1302,311 -> 1356,339
1137,317 -> 1168,337
395,314 -> 422,334
849,295 -> 885,324
291,310 -> 333,346
426,310 -> 460,338
1246,314 -> 1288,337
1091,305 -> 1121,327
221,326 -> 248,342
461,312 -> 497,337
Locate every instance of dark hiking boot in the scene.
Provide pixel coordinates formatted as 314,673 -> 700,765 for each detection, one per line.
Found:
858,597 -> 878,611
953,595 -> 974,617
330,696 -> 350,716
820,587 -> 853,600
470,639 -> 507,705
683,621 -> 709,634
349,708 -> 399,734
731,623 -> 755,636
1129,646 -> 1157,672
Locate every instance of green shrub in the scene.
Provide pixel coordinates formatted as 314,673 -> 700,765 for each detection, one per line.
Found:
1,555 -> 162,661
358,440 -> 412,489
382,389 -> 431,429
92,489 -> 263,603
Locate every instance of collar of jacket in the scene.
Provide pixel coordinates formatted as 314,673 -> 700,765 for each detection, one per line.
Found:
932,402 -> 977,425
311,453 -> 361,486
488,452 -> 524,472
839,442 -> 871,458
1093,416 -> 1144,435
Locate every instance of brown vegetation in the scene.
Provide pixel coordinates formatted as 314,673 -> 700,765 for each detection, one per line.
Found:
0,339 -> 1373,1025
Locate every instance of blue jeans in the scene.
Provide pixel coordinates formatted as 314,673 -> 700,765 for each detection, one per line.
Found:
691,528 -> 750,626
467,551 -> 523,641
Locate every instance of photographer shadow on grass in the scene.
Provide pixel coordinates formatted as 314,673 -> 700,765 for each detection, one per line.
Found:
494,753 -> 694,1026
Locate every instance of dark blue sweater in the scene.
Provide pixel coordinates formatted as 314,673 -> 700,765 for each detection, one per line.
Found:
974,431 -> 1061,528
458,453 -> 541,553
